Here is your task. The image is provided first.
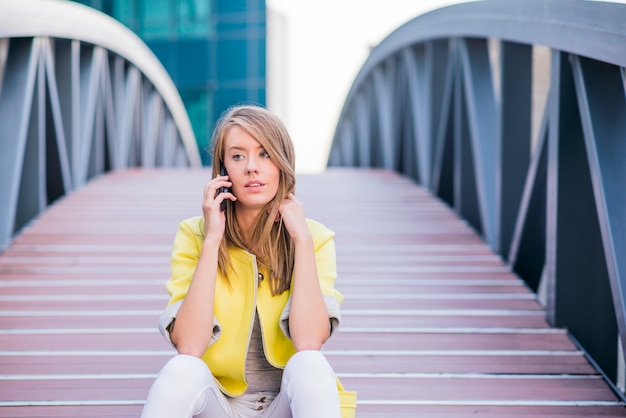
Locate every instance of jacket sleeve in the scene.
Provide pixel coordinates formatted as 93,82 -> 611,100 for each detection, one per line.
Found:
279,219 -> 343,339
157,217 -> 221,347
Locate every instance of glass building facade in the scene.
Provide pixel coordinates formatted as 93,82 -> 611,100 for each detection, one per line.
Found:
73,0 -> 267,164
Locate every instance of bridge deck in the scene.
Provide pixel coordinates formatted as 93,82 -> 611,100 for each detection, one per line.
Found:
0,168 -> 624,417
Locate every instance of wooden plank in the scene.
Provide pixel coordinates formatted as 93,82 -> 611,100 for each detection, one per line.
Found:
341,313 -> 552,329
0,405 -> 144,417
0,379 -> 151,402
340,375 -> 618,401
0,333 -> 169,351
325,332 -> 576,351
0,355 -> 171,375
353,405 -> 626,417
327,353 -> 598,375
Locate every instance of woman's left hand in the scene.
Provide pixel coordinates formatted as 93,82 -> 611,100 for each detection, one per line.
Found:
279,193 -> 311,242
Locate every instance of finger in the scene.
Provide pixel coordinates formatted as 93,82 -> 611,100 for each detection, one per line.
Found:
218,192 -> 237,203
205,179 -> 222,196
203,181 -> 230,212
208,177 -> 232,195
217,192 -> 236,206
203,182 -> 215,203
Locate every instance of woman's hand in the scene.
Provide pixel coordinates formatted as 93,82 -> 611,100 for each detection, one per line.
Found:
280,193 -> 329,350
172,175 -> 233,357
202,174 -> 235,241
279,193 -> 311,243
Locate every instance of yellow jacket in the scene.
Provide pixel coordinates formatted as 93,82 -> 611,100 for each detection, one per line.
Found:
158,216 -> 343,396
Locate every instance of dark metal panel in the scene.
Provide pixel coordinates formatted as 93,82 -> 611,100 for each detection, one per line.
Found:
394,52 -> 416,180
455,50 -> 482,235
509,117 -> 548,292
44,54 -> 69,205
459,39 -> 497,246
391,54 -> 405,173
401,47 -> 427,183
400,106 -> 418,181
373,64 -> 395,170
36,40 -> 46,211
103,53 -> 120,171
572,55 -> 626,354
70,40 -> 81,186
435,110 -> 455,208
426,40 -> 450,189
355,92 -> 371,166
0,38 -> 38,249
43,39 -> 72,197
545,50 -> 562,326
366,81 -> 383,168
112,54 -> 126,168
79,46 -> 103,183
498,41 -> 532,260
51,39 -> 75,180
15,40 -> 43,234
548,51 -> 618,381
91,76 -> 105,178
431,43 -> 455,202
119,66 -> 140,167
431,42 -> 456,206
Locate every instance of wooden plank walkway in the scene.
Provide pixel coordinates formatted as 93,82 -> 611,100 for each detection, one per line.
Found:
0,168 -> 624,417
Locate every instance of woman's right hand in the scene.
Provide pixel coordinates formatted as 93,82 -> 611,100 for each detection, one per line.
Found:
202,174 -> 234,241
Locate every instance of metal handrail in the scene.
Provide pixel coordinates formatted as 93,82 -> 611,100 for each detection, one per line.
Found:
0,0 -> 201,252
328,0 -> 626,393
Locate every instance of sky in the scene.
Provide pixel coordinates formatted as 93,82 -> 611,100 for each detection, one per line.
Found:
265,0 -> 469,173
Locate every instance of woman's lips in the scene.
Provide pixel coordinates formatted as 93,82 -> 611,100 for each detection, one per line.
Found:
244,181 -> 265,191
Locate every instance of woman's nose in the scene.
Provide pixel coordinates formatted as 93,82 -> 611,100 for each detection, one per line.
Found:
245,157 -> 259,173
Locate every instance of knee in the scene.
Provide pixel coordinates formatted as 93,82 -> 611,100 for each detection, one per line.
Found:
155,354 -> 212,392
143,355 -> 214,417
284,351 -> 335,387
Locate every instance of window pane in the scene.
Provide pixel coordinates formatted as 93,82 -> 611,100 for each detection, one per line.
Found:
139,0 -> 173,39
179,0 -> 212,38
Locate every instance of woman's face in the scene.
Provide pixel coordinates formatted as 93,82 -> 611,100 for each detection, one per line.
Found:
223,126 -> 280,214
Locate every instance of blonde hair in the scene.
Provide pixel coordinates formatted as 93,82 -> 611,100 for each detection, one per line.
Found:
210,105 -> 296,295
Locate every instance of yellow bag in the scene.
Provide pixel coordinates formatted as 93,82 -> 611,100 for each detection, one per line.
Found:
337,378 -> 357,418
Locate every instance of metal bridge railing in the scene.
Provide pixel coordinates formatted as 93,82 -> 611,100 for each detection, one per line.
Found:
0,0 -> 201,253
328,0 -> 626,394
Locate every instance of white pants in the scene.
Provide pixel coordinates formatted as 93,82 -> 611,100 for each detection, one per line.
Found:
141,350 -> 341,418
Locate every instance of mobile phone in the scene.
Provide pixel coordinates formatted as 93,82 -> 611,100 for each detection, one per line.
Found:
219,164 -> 231,211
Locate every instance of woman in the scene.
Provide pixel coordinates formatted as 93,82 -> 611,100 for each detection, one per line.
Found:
141,105 -> 346,417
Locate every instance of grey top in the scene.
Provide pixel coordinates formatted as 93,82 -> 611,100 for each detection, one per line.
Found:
244,310 -> 283,394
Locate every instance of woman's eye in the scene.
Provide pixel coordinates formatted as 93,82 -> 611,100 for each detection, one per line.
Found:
232,154 -> 243,161
260,151 -> 270,158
